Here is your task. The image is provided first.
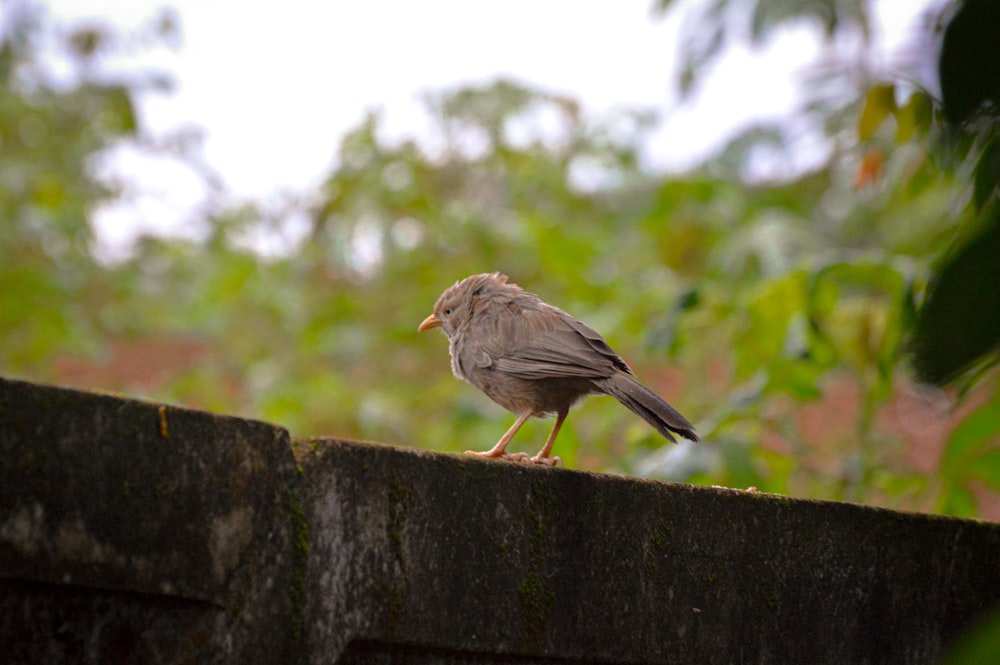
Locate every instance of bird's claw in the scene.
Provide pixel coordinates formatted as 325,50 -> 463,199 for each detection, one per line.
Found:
464,449 -> 501,459
508,452 -> 560,467
463,450 -> 529,462
530,454 -> 561,467
463,450 -> 561,467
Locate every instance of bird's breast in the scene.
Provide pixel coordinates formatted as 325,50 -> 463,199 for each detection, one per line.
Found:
448,340 -> 466,381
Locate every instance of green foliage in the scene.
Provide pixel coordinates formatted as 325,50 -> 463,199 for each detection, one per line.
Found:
1,1 -> 997,520
654,0 -> 870,97
849,3 -> 1000,387
941,608 -> 1000,665
913,206 -> 1000,387
937,388 -> 1000,517
649,0 -> 1000,515
0,4 -> 139,370
912,0 -> 1000,386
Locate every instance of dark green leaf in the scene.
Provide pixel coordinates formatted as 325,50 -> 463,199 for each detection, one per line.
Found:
972,138 -> 999,210
939,0 -> 1000,124
913,205 -> 1000,384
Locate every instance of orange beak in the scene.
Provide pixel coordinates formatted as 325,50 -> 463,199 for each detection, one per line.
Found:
417,313 -> 442,332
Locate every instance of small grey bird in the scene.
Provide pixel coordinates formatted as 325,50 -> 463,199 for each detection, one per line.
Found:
418,272 -> 698,466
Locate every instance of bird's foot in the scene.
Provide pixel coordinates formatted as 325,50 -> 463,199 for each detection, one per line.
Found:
465,449 -> 503,459
463,450 -> 559,466
464,449 -> 530,463
502,452 -> 560,466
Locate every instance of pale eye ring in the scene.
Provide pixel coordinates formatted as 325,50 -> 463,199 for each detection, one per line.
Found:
444,308 -> 453,315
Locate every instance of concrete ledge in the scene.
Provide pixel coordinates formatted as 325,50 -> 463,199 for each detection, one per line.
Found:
0,376 -> 300,663
1,376 -> 999,664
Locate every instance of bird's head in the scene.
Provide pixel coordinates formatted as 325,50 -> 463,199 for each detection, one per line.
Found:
418,272 -> 511,338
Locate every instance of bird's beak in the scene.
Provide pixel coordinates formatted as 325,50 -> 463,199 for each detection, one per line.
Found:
418,313 -> 442,332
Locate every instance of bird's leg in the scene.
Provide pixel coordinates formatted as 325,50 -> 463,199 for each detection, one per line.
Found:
466,411 -> 532,461
530,409 -> 567,467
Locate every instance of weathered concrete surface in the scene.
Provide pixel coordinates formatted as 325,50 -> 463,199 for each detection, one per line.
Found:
294,438 -> 1000,664
2,375 -> 999,664
0,376 -> 301,663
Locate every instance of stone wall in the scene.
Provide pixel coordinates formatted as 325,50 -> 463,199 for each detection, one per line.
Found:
1,376 -> 998,664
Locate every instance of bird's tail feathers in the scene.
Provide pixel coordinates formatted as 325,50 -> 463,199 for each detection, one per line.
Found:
597,373 -> 698,443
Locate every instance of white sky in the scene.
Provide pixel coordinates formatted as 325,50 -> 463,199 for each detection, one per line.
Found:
39,0 -> 935,252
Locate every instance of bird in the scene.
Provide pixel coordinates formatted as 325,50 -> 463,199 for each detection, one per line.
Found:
417,272 -> 698,466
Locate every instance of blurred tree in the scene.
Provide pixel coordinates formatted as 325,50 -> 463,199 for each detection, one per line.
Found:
911,0 -> 1000,385
648,0 -> 999,515
0,1 -> 183,370
1,1 -> 135,368
655,0 -> 872,99
0,0 -> 996,520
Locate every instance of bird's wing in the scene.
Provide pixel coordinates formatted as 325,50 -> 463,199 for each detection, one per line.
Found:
487,302 -> 633,380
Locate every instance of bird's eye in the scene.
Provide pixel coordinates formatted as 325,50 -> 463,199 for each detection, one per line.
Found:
444,308 -> 453,315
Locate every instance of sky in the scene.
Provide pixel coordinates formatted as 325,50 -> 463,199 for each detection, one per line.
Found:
38,0 -> 936,253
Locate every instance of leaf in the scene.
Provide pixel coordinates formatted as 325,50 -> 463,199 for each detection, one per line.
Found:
939,0 -> 1000,124
913,205 -> 1000,384
68,25 -> 110,59
651,0 -> 684,13
766,360 -> 822,400
853,149 -> 884,189
734,271 -> 807,377
677,22 -> 725,97
941,394 -> 1000,477
894,92 -> 932,144
751,0 -> 860,41
941,609 -> 1000,665
805,261 -> 906,373
939,484 -> 978,518
858,85 -> 896,141
96,85 -> 138,135
969,450 -> 1000,490
972,138 -> 999,210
